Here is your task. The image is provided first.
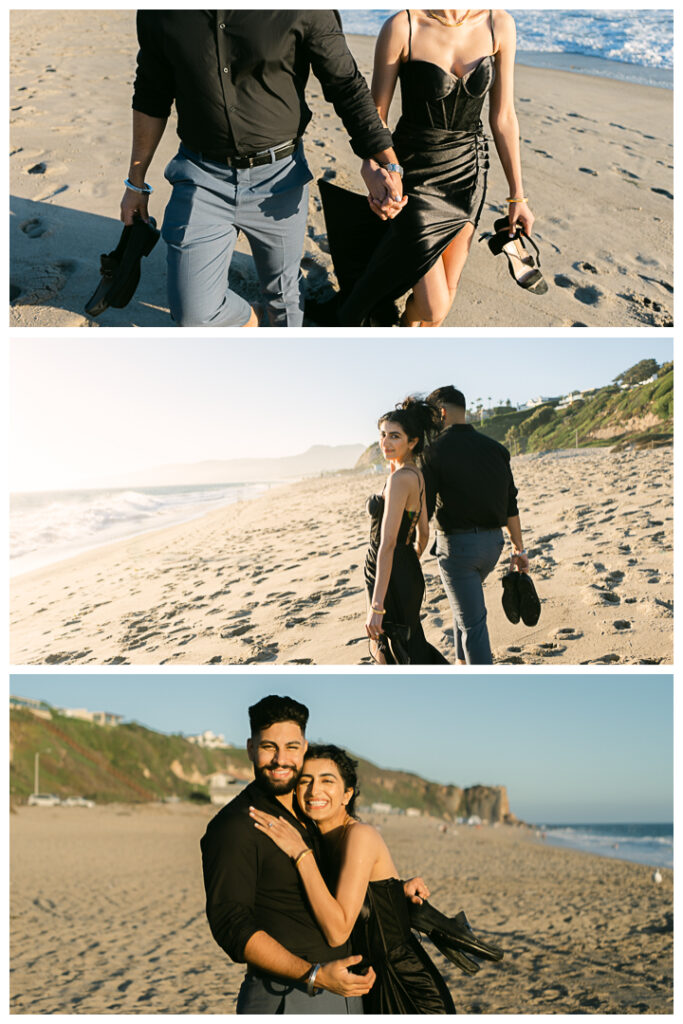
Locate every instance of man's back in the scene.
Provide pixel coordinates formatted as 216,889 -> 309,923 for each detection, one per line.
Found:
422,423 -> 519,533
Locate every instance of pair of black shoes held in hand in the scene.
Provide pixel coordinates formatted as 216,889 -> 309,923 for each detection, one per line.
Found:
85,214 -> 160,317
501,571 -> 541,626
409,900 -> 504,976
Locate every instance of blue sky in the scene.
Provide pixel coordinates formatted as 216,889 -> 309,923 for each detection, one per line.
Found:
10,337 -> 671,490
12,673 -> 672,824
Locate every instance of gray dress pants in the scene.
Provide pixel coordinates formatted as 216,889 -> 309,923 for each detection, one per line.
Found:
162,143 -> 312,327
236,972 -> 364,1014
436,528 -> 505,664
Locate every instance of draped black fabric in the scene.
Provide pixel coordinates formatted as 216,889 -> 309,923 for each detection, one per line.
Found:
364,493 -> 448,665
318,56 -> 495,326
358,879 -> 456,1014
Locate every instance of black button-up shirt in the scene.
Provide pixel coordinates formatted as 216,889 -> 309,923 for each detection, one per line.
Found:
200,780 -> 350,966
421,424 -> 520,532
132,10 -> 392,158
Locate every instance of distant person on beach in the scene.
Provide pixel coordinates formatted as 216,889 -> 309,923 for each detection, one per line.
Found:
200,695 -> 374,1013
121,11 -> 405,328
309,8 -> 540,326
422,385 -> 529,664
364,397 -> 449,664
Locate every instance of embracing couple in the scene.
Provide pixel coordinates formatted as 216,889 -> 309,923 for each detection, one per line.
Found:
122,10 -> 541,329
364,386 -> 529,665
201,695 -> 502,1014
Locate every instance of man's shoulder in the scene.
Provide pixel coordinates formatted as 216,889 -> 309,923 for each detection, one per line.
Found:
202,786 -> 254,843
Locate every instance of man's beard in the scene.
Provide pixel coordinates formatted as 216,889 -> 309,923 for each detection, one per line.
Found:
253,761 -> 302,797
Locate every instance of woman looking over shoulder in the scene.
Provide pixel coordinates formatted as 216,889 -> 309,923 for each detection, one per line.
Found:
249,745 -> 456,1014
364,397 -> 447,664
316,10 -> 541,327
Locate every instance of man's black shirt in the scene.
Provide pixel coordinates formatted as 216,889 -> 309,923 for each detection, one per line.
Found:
133,10 -> 392,158
200,780 -> 350,966
421,424 -> 519,532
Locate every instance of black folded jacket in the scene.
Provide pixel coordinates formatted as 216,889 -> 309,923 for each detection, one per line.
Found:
85,215 -> 159,317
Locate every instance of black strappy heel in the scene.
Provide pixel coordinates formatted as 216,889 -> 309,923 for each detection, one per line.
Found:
487,216 -> 548,295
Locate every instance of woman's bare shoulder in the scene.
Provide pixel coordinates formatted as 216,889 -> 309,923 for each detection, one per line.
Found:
492,10 -> 516,45
346,820 -> 384,851
378,9 -> 411,49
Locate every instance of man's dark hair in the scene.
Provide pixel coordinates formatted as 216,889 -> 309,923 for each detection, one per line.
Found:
427,386 -> 466,410
248,695 -> 309,736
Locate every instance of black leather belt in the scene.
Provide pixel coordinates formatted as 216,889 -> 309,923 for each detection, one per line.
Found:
197,138 -> 300,168
437,527 -> 500,535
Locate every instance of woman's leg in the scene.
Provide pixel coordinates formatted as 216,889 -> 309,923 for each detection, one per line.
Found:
401,222 -> 476,327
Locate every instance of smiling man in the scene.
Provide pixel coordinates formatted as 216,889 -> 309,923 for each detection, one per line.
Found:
200,695 -> 375,1013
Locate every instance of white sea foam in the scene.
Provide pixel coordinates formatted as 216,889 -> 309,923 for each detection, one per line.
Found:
341,9 -> 673,72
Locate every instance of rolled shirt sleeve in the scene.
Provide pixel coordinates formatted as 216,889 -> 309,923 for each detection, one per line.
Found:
305,11 -> 393,158
132,10 -> 175,118
201,814 -> 259,964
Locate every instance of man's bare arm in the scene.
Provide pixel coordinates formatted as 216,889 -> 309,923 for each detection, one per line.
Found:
243,932 -> 375,997
120,111 -> 167,224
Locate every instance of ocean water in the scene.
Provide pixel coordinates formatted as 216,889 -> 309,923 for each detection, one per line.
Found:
342,9 -> 673,86
10,482 -> 274,576
540,822 -> 673,869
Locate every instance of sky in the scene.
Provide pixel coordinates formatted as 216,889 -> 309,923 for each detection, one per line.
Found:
11,673 -> 672,824
10,337 -> 672,491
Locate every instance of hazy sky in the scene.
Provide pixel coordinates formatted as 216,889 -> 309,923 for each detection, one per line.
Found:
10,337 -> 671,491
12,673 -> 672,824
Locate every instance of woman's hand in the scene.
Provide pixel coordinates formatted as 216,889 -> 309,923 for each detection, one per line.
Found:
508,200 -> 534,237
249,807 -> 308,859
403,875 -> 431,904
365,609 -> 385,641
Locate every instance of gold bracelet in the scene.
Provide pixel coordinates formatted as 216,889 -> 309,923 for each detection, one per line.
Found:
295,847 -> 312,868
371,605 -> 386,615
506,196 -> 528,203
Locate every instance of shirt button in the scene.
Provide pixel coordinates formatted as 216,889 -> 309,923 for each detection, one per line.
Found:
219,22 -> 225,29
223,66 -> 230,74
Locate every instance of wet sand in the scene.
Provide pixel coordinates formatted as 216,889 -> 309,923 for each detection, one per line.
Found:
9,803 -> 673,1014
10,447 -> 673,666
9,11 -> 673,328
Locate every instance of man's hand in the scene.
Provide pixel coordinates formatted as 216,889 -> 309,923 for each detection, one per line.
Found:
510,551 -> 529,574
403,876 -> 430,904
120,187 -> 150,225
361,159 -> 407,221
316,956 -> 376,997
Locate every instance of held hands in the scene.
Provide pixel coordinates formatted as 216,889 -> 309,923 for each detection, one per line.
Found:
508,200 -> 534,237
249,807 -> 307,858
316,956 -> 376,997
361,159 -> 407,221
403,876 -> 430,904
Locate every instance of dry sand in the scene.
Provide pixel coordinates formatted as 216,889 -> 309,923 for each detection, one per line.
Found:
9,803 -> 673,1014
10,446 -> 672,666
9,11 -> 673,328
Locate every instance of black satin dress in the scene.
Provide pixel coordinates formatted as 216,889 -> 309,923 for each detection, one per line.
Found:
364,491 -> 447,665
317,12 -> 496,327
357,879 -> 456,1014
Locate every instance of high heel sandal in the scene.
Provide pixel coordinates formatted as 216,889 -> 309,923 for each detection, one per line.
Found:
487,216 -> 548,295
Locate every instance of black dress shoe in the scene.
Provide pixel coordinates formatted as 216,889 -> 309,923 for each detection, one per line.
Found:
85,215 -> 159,317
517,573 -> 541,626
501,571 -> 521,624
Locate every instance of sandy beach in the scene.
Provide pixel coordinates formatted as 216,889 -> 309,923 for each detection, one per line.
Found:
9,11 -> 673,328
10,446 -> 672,666
9,802 -> 672,1014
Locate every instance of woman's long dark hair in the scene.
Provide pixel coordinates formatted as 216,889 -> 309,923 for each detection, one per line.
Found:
303,743 -> 360,818
377,395 -> 442,456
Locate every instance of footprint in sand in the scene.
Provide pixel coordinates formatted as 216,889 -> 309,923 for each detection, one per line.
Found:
618,290 -> 673,327
20,217 -> 47,238
26,161 -> 47,174
651,187 -> 673,199
578,166 -> 598,176
553,274 -> 603,306
13,260 -> 77,306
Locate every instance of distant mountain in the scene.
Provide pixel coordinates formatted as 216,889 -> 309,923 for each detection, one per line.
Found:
9,707 -> 515,823
101,445 -> 365,487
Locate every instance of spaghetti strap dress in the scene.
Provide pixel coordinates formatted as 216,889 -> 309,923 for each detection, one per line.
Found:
364,468 -> 448,665
316,10 -> 496,327
356,878 -> 456,1014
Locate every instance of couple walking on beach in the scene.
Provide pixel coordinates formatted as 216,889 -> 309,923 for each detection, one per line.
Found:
364,386 -> 528,665
201,695 -> 503,1014
122,10 -> 541,328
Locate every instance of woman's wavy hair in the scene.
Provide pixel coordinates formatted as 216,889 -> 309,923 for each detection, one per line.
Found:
302,743 -> 360,818
377,395 -> 442,456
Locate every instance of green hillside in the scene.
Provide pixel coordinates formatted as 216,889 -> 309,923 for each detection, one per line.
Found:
10,708 -> 509,821
355,361 -> 672,466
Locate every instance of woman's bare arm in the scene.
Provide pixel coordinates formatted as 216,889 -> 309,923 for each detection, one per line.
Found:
488,11 -> 534,234
371,11 -> 409,126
